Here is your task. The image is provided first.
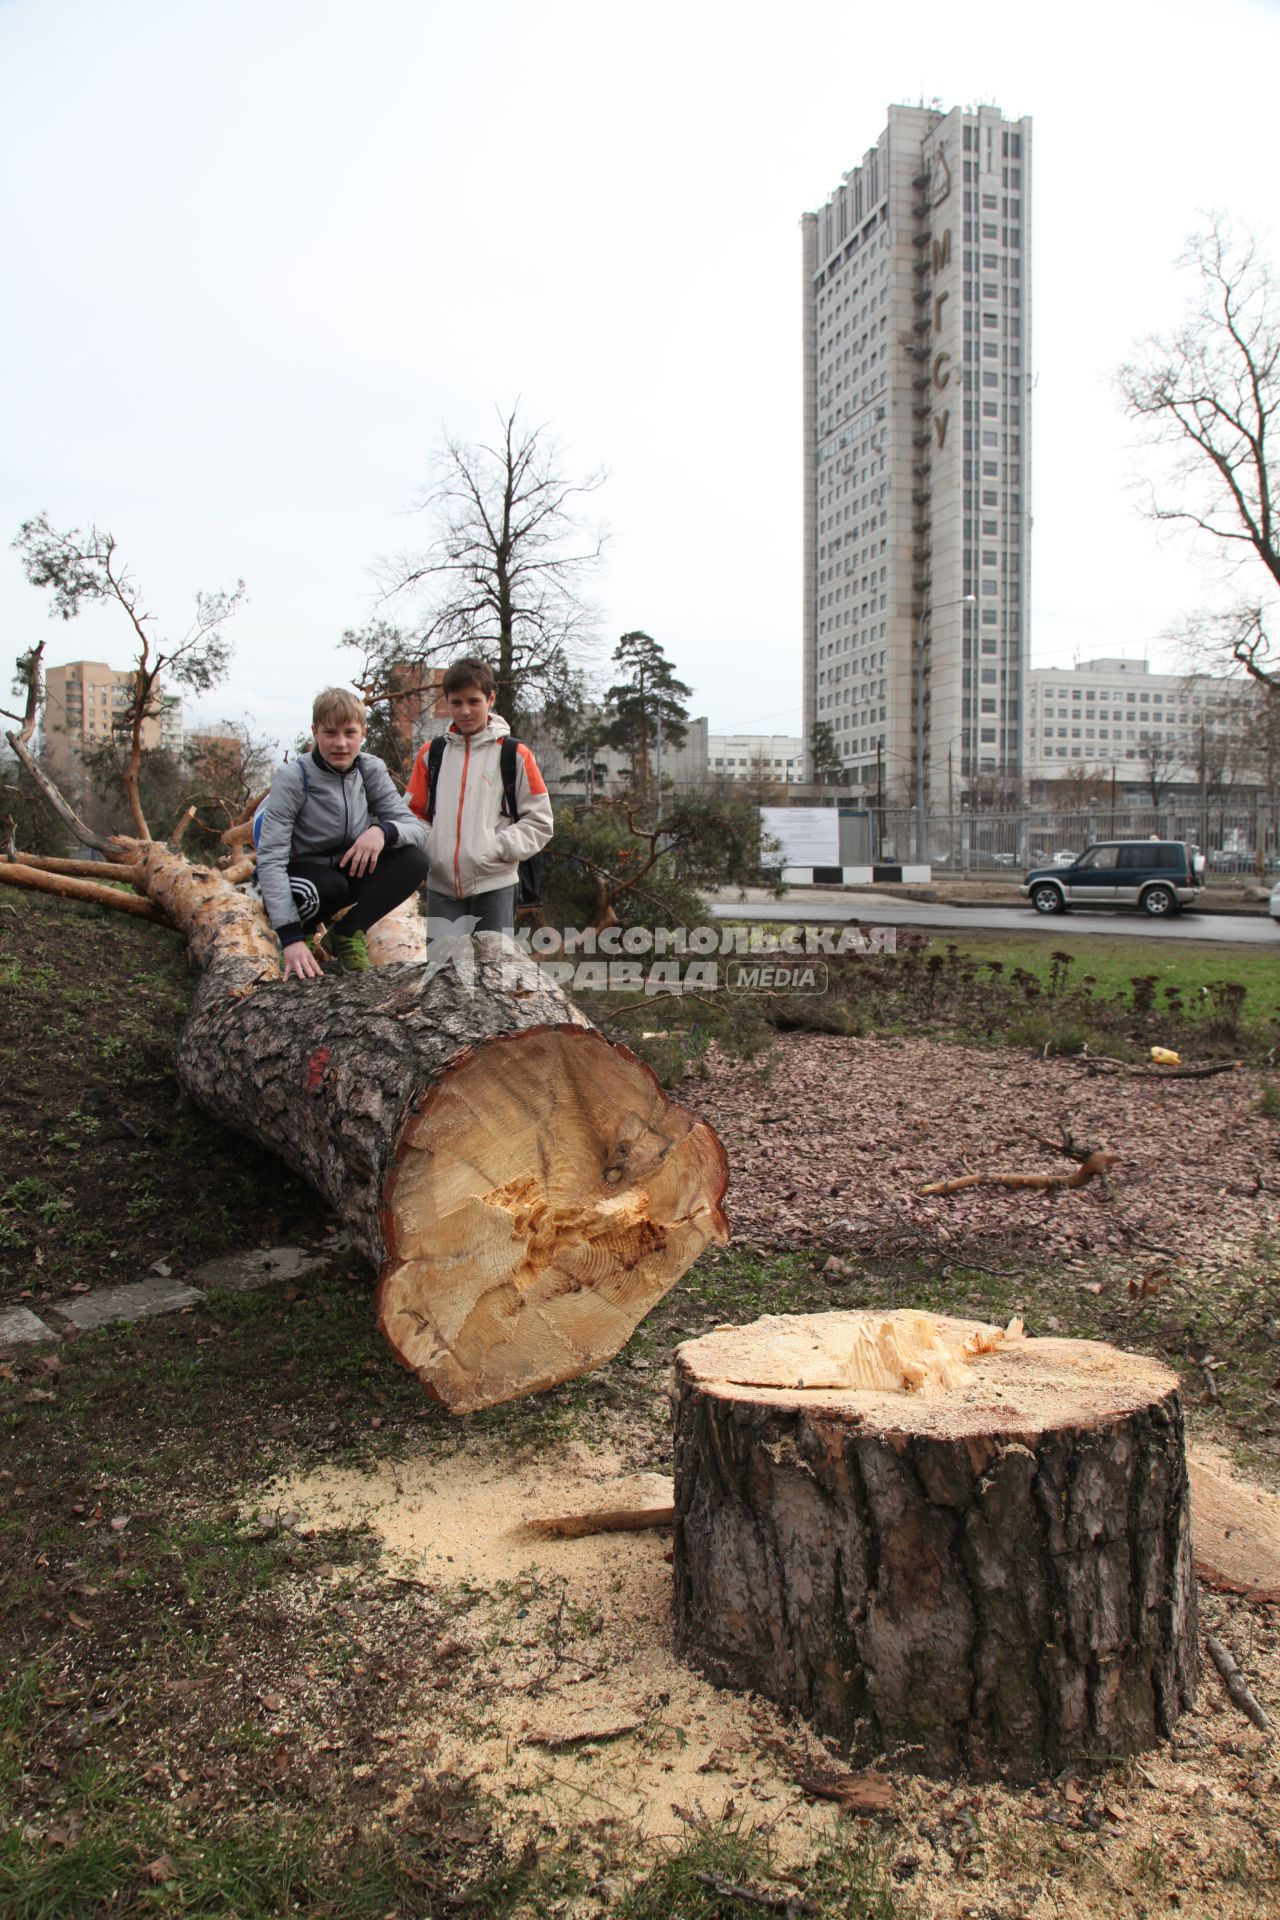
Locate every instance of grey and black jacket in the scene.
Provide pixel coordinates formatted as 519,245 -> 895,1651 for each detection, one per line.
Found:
256,749 -> 428,946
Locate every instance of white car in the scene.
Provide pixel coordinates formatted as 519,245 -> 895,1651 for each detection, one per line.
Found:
1270,879 -> 1280,924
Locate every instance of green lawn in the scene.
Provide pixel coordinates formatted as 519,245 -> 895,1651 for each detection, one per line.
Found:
935,928 -> 1280,1024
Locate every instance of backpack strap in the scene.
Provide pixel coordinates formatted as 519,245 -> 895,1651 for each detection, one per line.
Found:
424,735 -> 447,823
499,736 -> 521,823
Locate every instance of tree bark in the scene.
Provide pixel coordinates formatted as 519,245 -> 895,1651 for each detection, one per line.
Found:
172,906 -> 727,1412
672,1310 -> 1198,1781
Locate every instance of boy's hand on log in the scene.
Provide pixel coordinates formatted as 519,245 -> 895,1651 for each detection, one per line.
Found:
281,940 -> 325,981
340,827 -> 385,878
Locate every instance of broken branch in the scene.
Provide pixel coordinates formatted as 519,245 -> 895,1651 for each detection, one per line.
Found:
1206,1633 -> 1274,1732
3,853 -> 143,883
0,861 -> 173,922
691,1873 -> 818,1917
1082,1059 -> 1242,1081
919,1149 -> 1118,1197
528,1503 -> 674,1540
3,727 -> 116,853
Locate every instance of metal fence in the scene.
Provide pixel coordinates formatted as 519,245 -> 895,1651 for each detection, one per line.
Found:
868,802 -> 1280,874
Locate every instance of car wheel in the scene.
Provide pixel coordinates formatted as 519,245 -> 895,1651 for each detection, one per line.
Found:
1030,883 -> 1064,915
1142,885 -> 1175,917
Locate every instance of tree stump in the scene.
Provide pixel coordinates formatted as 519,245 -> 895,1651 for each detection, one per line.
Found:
672,1309 -> 1198,1780
177,932 -> 729,1412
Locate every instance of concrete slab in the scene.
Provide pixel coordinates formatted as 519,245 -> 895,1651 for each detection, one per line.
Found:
186,1244 -> 337,1295
50,1278 -> 205,1331
0,1306 -> 58,1345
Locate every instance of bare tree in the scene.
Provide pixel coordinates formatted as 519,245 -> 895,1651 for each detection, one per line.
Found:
13,515 -> 244,838
1120,219 -> 1280,692
1053,766 -> 1111,808
1136,732 -> 1183,806
352,406 -> 605,729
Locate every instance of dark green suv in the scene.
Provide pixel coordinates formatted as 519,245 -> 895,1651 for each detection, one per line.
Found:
1020,841 -> 1206,917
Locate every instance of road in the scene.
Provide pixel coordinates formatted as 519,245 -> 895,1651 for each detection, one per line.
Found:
709,891 -> 1278,946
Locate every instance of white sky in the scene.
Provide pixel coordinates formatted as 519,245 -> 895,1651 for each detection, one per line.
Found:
2,0 -> 1277,754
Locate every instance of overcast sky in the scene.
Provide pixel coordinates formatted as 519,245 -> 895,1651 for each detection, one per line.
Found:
2,0 -> 1277,755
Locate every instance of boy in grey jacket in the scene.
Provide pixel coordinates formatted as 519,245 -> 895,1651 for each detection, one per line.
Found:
256,688 -> 430,980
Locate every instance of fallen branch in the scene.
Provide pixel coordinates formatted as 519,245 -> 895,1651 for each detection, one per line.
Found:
3,852 -> 143,883
691,1873 -> 818,1917
528,1502 -> 674,1539
3,727 -> 116,853
919,1149 -> 1118,1198
221,853 -> 257,886
1206,1633 -> 1274,1732
0,861 -> 172,923
1082,1059 -> 1242,1081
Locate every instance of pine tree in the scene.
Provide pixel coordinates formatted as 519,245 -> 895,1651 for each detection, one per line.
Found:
605,632 -> 691,804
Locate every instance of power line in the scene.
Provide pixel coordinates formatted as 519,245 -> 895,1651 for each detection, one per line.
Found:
708,704 -> 805,733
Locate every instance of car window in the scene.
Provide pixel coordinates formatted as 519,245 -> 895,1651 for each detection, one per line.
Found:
1117,846 -> 1150,870
1077,846 -> 1119,870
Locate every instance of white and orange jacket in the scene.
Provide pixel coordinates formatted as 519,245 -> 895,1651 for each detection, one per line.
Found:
405,713 -> 553,900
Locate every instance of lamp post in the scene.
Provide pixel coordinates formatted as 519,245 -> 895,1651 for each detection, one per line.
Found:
914,593 -> 976,862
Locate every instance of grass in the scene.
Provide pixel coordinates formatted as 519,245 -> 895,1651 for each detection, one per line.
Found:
0,893 -> 318,1303
938,926 -> 1280,1026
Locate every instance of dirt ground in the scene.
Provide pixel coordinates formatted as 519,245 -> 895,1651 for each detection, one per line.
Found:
678,1031 -> 1280,1272
261,1427 -> 1280,1920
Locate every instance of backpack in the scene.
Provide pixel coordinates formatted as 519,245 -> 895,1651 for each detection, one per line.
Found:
424,734 -> 544,907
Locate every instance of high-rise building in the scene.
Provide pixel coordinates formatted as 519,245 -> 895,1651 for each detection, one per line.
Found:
802,102 -> 1031,815
41,660 -> 164,784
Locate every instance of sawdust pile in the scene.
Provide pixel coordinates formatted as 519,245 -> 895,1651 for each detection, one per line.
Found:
264,1434 -> 1280,1918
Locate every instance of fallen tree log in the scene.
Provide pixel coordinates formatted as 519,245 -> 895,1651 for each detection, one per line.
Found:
178,925 -> 729,1411
672,1309 -> 1198,1780
5,733 -> 730,1411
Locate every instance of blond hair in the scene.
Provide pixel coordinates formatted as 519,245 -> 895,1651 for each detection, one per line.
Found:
311,687 -> 367,730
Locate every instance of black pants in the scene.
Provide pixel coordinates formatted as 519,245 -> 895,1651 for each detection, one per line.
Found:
287,844 -> 430,937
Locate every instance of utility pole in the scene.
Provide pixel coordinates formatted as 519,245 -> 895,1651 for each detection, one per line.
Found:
875,739 -> 883,860
655,707 -> 664,823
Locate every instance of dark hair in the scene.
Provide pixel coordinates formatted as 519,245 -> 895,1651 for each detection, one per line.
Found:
442,657 -> 495,698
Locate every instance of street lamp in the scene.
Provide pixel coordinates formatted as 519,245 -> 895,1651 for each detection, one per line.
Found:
915,593 -> 976,860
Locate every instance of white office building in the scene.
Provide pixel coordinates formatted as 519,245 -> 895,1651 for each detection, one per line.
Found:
1027,658 -> 1255,789
707,734 -> 803,782
802,102 -> 1031,803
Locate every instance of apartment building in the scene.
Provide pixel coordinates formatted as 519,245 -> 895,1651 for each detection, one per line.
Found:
802,101 -> 1031,803
41,660 -> 163,784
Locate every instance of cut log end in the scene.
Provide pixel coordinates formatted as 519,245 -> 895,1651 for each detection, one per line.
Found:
376,1025 -> 729,1413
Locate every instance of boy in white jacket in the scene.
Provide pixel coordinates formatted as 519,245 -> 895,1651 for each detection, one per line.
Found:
405,658 -> 554,933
